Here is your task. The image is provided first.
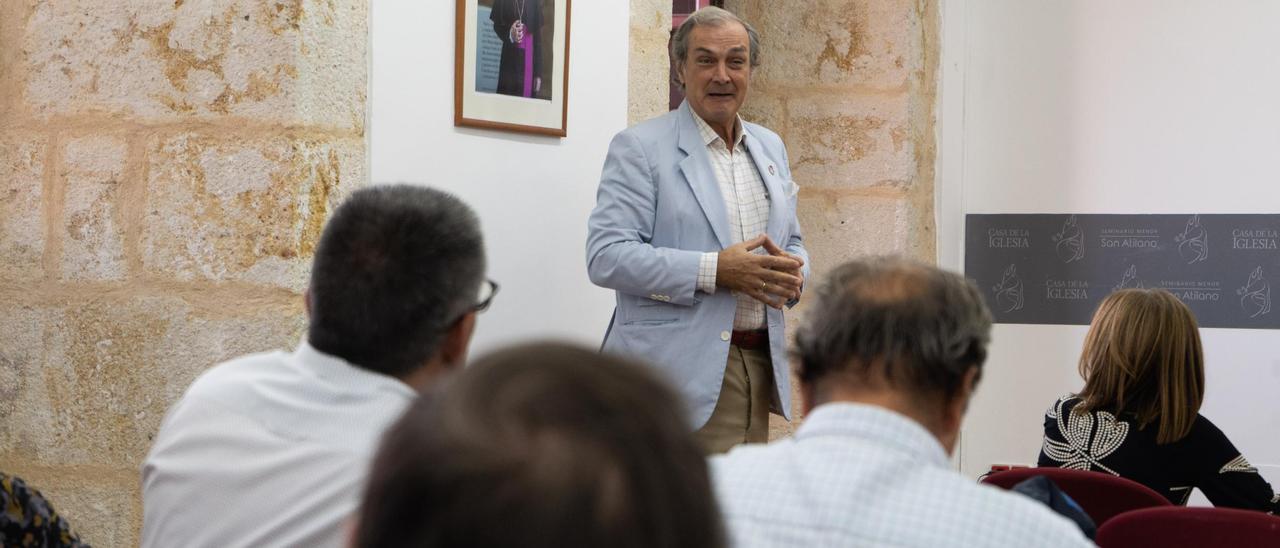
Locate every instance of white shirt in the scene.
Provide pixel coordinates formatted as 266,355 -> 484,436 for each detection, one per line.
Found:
711,403 -> 1095,548
140,342 -> 416,548
692,113 -> 771,330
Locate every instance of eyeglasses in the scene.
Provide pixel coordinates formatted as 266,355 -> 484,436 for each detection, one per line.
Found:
474,279 -> 500,313
443,279 -> 499,330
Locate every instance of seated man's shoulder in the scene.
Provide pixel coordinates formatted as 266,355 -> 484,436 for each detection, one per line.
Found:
710,439 -> 791,477
938,473 -> 1092,546
180,349 -> 292,401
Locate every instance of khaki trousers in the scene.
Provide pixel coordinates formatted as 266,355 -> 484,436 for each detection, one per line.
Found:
695,344 -> 774,454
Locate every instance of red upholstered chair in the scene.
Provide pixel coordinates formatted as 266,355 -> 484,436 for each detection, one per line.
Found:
981,467 -> 1171,526
1096,507 -> 1280,548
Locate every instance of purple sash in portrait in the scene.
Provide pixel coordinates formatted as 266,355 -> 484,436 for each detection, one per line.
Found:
520,32 -> 535,98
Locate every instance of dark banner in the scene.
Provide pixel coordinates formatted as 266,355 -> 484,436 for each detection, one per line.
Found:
965,214 -> 1280,328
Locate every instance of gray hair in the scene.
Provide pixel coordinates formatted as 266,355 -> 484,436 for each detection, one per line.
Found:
669,6 -> 761,87
793,257 -> 993,404
308,184 -> 486,378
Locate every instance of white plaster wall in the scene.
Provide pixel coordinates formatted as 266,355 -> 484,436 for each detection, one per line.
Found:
370,1 -> 628,352
940,0 -> 1280,502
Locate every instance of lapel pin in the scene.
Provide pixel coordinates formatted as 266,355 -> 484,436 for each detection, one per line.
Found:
768,165 -> 776,176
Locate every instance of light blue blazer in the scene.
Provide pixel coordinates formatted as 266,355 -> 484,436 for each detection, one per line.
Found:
586,102 -> 809,428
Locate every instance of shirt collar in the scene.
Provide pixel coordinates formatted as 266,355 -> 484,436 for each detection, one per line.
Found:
795,402 -> 950,467
692,110 -> 746,149
290,339 -> 417,399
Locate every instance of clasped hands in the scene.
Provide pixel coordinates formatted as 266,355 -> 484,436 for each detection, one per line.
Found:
716,235 -> 805,310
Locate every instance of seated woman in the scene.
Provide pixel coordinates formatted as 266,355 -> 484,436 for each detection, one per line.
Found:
1040,288 -> 1279,512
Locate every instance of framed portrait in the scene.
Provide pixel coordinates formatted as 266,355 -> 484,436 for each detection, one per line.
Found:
455,0 -> 571,137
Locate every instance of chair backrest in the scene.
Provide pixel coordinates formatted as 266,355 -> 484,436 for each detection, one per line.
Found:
1096,507 -> 1280,548
981,467 -> 1171,525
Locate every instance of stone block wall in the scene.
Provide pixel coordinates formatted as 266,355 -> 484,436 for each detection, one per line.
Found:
629,0 -> 674,125
724,0 -> 939,270
0,1 -> 368,545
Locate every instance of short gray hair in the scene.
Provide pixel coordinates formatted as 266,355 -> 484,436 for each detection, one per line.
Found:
308,185 -> 486,377
669,6 -> 761,87
793,257 -> 993,403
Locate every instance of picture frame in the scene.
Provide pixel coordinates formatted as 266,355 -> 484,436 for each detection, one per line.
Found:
454,0 -> 571,137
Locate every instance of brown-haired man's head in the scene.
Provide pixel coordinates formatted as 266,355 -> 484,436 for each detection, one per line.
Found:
792,257 -> 994,454
354,342 -> 726,548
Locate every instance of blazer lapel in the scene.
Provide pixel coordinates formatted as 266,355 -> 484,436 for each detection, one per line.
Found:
676,102 -> 732,249
742,128 -> 789,243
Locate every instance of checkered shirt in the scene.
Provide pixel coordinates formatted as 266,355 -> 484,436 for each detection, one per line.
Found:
710,403 -> 1095,548
692,113 -> 770,331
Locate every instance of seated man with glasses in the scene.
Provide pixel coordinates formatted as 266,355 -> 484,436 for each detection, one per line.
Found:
141,185 -> 493,548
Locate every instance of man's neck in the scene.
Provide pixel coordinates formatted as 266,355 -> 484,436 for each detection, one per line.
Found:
397,360 -> 448,393
810,385 -> 955,453
696,112 -> 741,152
713,119 -> 738,148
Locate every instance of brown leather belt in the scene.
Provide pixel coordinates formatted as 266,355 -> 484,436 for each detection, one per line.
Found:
731,329 -> 769,350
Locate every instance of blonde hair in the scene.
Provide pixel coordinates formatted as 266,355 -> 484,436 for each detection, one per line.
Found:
1076,289 -> 1205,444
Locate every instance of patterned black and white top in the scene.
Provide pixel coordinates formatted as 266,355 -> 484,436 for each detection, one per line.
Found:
0,472 -> 88,547
1039,395 -> 1280,513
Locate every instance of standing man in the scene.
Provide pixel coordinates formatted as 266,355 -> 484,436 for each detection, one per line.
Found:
587,7 -> 808,453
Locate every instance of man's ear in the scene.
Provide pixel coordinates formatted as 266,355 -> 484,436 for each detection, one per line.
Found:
943,366 -> 981,432
439,311 -> 478,369
800,379 -> 817,416
932,366 -> 981,455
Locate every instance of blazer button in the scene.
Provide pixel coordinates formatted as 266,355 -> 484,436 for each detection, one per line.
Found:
720,331 -> 731,341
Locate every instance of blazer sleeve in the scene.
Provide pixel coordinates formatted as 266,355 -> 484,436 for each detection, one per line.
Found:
1190,418 -> 1280,514
586,130 -> 703,306
779,143 -> 809,307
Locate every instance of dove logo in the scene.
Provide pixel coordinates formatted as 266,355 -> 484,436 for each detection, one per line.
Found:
1174,215 -> 1209,264
992,264 -> 1025,313
1231,228 -> 1279,250
1237,266 -> 1271,318
1052,215 -> 1085,263
1113,265 -> 1143,292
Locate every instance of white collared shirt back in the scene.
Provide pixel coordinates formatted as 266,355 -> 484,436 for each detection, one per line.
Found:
711,403 -> 1096,548
140,342 -> 416,548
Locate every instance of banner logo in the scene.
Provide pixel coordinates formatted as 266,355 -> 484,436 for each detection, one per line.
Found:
1052,215 -> 1085,264
1100,227 -> 1160,249
1045,279 -> 1090,301
993,264 -> 1025,313
988,228 -> 1031,249
1175,214 -> 1209,264
1158,280 -> 1221,303
1238,266 -> 1271,318
1232,228 -> 1279,250
1114,265 -> 1143,292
